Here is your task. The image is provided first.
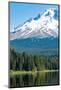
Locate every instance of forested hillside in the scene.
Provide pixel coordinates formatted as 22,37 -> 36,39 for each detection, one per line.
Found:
10,48 -> 59,71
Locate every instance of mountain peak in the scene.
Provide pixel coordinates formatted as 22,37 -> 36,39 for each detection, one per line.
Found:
10,8 -> 58,40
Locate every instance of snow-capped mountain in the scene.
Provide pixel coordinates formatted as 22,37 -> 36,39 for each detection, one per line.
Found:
10,8 -> 58,40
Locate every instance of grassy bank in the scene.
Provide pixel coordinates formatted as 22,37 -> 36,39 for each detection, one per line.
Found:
9,70 -> 59,76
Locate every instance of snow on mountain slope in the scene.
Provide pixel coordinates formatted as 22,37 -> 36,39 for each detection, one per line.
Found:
10,8 -> 58,40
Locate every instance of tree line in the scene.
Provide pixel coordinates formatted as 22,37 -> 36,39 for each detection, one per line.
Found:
10,48 -> 59,71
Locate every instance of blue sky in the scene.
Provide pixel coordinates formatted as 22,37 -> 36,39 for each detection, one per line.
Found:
10,2 -> 58,32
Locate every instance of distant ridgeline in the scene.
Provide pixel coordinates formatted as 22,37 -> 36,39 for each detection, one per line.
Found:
10,37 -> 59,56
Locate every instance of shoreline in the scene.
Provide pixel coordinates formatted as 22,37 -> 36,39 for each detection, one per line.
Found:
9,69 -> 59,76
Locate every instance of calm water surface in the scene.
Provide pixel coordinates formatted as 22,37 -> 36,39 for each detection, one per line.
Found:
9,71 -> 59,88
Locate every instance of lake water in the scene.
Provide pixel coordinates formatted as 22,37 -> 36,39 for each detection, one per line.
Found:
9,71 -> 59,88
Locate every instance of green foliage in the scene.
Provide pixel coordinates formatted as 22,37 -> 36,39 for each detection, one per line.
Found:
10,48 -> 59,71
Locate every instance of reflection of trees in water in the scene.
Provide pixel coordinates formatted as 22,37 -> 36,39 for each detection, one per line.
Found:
34,72 -> 45,86
9,72 -> 59,88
